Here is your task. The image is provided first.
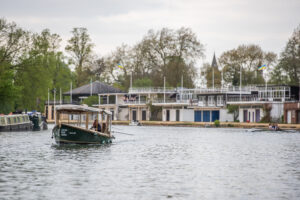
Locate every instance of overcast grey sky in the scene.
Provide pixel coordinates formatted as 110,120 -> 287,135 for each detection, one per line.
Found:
1,0 -> 300,64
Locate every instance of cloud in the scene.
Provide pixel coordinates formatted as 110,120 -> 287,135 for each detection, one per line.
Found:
1,0 -> 300,63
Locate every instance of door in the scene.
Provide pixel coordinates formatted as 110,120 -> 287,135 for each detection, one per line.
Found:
203,111 -> 210,122
111,110 -> 114,120
194,111 -> 202,122
132,110 -> 137,121
287,111 -> 292,124
243,110 -> 248,122
176,110 -> 180,121
166,110 -> 170,121
297,111 -> 300,124
142,110 -> 146,121
211,111 -> 220,122
255,109 -> 260,122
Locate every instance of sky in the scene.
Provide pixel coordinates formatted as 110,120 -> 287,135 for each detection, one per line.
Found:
1,0 -> 300,66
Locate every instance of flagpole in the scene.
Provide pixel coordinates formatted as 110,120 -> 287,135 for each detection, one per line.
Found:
70,82 -> 72,104
60,88 -> 62,105
164,76 -> 166,103
240,65 -> 242,101
90,78 -> 92,96
212,67 -> 214,90
47,88 -> 49,119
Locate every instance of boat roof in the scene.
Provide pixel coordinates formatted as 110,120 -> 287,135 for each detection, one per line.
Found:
55,104 -> 111,115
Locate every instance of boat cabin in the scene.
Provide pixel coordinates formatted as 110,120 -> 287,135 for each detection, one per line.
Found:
53,105 -> 113,144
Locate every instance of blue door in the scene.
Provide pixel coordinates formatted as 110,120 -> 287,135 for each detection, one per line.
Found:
203,111 -> 210,122
211,110 -> 220,122
194,111 -> 202,122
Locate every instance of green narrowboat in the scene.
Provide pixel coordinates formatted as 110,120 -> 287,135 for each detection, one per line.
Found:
52,105 -> 114,144
0,114 -> 32,132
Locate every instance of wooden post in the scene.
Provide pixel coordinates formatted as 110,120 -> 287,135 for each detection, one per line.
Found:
96,112 -> 98,131
85,112 -> 89,129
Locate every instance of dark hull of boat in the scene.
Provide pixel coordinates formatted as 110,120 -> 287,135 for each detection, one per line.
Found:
53,124 -> 113,144
0,123 -> 33,132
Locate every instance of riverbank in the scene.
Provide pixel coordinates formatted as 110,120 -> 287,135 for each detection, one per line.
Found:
47,120 -> 300,130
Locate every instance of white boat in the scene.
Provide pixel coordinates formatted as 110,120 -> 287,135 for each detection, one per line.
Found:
129,120 -> 141,126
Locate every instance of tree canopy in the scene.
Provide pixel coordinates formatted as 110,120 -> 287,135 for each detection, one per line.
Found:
270,26 -> 300,85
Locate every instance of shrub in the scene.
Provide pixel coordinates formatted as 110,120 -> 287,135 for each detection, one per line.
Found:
214,120 -> 220,127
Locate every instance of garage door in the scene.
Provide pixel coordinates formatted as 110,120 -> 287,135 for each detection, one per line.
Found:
211,111 -> 220,122
194,111 -> 202,122
203,111 -> 210,122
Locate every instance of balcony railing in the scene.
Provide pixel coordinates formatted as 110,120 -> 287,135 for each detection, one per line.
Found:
129,87 -> 176,94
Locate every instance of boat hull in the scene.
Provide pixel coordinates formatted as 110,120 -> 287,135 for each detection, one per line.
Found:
53,124 -> 113,144
0,123 -> 32,132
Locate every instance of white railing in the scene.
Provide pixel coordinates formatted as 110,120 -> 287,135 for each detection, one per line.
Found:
129,87 -> 176,94
227,96 -> 259,102
181,86 -> 256,94
123,100 -> 147,105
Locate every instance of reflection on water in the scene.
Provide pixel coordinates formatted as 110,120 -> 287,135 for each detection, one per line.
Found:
1,125 -> 300,200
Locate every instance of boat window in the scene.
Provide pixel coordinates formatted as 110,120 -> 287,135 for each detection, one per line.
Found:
22,116 -> 25,122
13,117 -> 17,123
7,117 -> 11,124
0,117 -> 5,125
17,117 -> 20,123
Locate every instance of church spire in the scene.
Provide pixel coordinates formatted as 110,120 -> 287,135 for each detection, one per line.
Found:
211,52 -> 218,69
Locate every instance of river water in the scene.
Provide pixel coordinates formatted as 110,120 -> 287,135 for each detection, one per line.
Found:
1,125 -> 300,200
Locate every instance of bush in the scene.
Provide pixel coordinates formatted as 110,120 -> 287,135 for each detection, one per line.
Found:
82,96 -> 98,107
227,123 -> 234,127
214,120 -> 220,127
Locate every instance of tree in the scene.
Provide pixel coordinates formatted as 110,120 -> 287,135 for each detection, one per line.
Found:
219,44 -> 276,86
15,29 -> 73,111
105,27 -> 204,89
65,27 -> 94,86
0,18 -> 28,113
270,25 -> 300,85
202,63 -> 222,88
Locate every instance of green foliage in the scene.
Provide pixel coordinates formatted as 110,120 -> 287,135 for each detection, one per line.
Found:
214,120 -> 220,127
133,78 -> 153,87
219,44 -> 276,86
147,101 -> 162,121
227,105 -> 239,121
260,104 -> 272,123
270,25 -> 300,85
0,64 -> 21,114
0,19 -> 74,113
82,96 -> 98,107
65,27 -> 94,87
203,63 -> 221,88
105,27 -> 204,90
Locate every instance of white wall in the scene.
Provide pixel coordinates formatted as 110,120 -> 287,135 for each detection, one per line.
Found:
219,109 -> 234,122
239,107 -> 264,122
118,107 -> 129,121
270,103 -> 284,121
181,109 -> 194,122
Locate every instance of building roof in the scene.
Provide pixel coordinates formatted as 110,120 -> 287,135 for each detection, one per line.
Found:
64,81 -> 124,96
55,104 -> 112,115
211,53 -> 218,69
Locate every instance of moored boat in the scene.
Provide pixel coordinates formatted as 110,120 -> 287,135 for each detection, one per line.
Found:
0,114 -> 32,132
52,105 -> 114,144
28,113 -> 48,131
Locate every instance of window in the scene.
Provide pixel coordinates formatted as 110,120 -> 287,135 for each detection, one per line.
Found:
208,96 -> 215,106
0,117 -> 5,125
217,96 -> 223,106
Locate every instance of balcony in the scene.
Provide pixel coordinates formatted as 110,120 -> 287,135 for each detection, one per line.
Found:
129,87 -> 176,94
